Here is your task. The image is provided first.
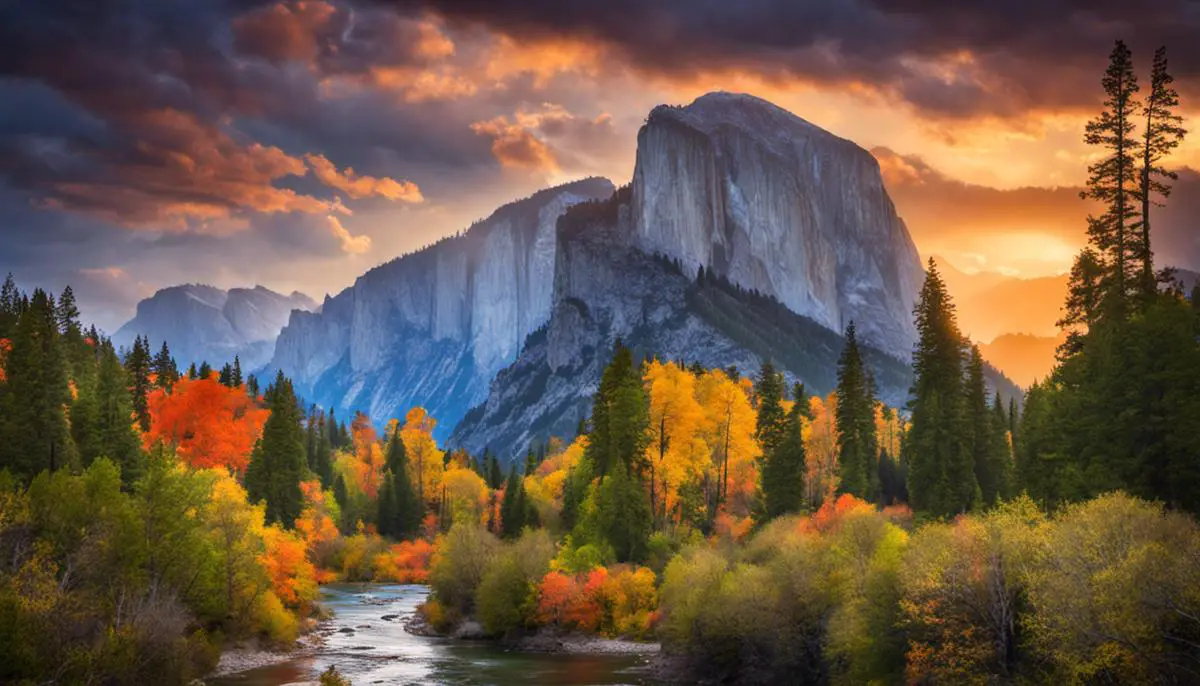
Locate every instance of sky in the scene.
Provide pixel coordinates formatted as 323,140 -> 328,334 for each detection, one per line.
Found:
2,0 -> 1200,332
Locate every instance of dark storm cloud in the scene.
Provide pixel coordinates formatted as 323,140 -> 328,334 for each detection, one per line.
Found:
385,0 -> 1200,119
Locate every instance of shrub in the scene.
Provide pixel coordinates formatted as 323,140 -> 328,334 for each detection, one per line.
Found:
429,523 -> 502,615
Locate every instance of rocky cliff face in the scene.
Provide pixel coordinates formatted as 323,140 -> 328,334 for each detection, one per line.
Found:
114,285 -> 316,370
268,178 -> 615,437
631,92 -> 924,355
449,192 -> 918,457
451,186 -> 1020,459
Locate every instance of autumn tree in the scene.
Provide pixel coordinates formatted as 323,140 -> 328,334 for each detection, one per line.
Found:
246,371 -> 307,528
644,360 -> 705,526
144,374 -> 268,473
399,407 -> 444,509
905,258 -> 976,517
835,322 -> 878,501
695,369 -> 758,519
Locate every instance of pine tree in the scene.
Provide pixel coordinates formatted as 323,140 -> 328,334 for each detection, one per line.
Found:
186,362 -> 197,380
584,341 -> 649,479
314,412 -> 333,487
198,361 -> 212,380
594,460 -> 650,563
965,346 -> 998,506
152,341 -> 178,392
1080,40 -> 1141,315
55,285 -> 81,338
0,289 -> 75,479
499,465 -> 526,539
904,259 -> 976,517
487,452 -> 503,490
835,322 -> 879,500
1136,46 -> 1187,295
989,392 -> 1014,503
125,335 -> 152,432
762,383 -> 807,519
376,475 -> 396,537
218,363 -> 233,387
231,355 -> 243,387
753,360 -> 788,456
0,273 -> 19,338
379,427 -> 420,539
245,371 -> 306,527
246,374 -> 259,397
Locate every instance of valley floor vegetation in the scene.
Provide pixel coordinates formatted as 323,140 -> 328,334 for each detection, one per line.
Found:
0,39 -> 1198,686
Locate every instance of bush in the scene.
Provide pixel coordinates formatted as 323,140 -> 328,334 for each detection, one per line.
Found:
476,530 -> 555,636
429,523 -> 502,615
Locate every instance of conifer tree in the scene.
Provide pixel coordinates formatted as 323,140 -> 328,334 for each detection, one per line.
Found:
499,465 -> 526,539
186,362 -> 197,380
584,341 -> 649,479
0,273 -> 19,338
753,360 -> 788,456
218,363 -> 233,387
989,392 -> 1014,503
1136,46 -> 1186,294
198,361 -> 212,380
965,346 -> 998,506
379,426 -> 420,539
55,285 -> 81,338
762,383 -> 807,519
125,335 -> 152,432
904,259 -> 976,516
0,289 -> 75,478
314,411 -> 333,487
245,371 -> 306,527
231,355 -> 243,387
1080,39 -> 1141,315
246,374 -> 259,397
835,322 -> 879,500
593,460 -> 650,563
152,341 -> 179,392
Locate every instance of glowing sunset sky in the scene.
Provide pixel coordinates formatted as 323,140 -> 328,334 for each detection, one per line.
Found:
1,0 -> 1199,330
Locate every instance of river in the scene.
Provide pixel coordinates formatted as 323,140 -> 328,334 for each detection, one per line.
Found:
208,584 -> 659,686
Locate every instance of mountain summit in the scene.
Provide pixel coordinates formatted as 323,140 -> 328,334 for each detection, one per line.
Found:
266,92 -> 956,455
632,92 -> 924,353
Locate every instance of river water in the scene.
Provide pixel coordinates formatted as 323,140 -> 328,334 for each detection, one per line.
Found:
209,584 -> 658,686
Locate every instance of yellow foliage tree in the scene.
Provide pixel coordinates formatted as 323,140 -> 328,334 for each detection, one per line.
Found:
694,369 -> 759,518
644,361 -> 707,525
400,407 -> 445,509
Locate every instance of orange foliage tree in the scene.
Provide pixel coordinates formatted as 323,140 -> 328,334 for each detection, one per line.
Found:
144,376 -> 268,472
